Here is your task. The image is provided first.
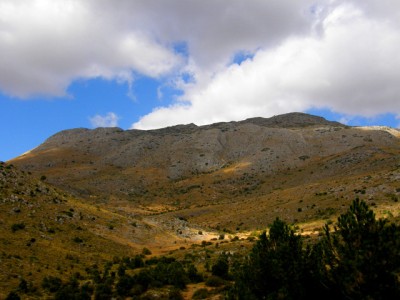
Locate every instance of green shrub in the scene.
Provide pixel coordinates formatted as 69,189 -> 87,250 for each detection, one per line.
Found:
205,275 -> 225,287
116,274 -> 134,296
211,253 -> 229,279
192,288 -> 210,299
142,247 -> 152,255
11,223 -> 25,232
187,264 -> 203,283
72,237 -> 83,244
168,288 -> 184,300
42,276 -> 63,292
5,291 -> 20,300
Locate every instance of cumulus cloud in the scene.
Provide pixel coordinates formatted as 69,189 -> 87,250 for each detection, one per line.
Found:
133,2 -> 400,129
0,0 -> 317,98
1,0 -> 399,128
89,112 -> 119,128
0,0 -> 182,98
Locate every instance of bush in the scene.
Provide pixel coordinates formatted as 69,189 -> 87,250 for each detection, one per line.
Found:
123,255 -> 144,269
11,223 -> 25,232
192,288 -> 211,299
5,291 -> 20,300
187,264 -> 203,283
211,253 -> 229,279
73,237 -> 84,244
142,247 -> 152,255
18,278 -> 29,293
156,261 -> 189,289
94,282 -> 112,300
205,275 -> 225,287
116,274 -> 134,296
53,278 -> 91,300
168,288 -> 184,300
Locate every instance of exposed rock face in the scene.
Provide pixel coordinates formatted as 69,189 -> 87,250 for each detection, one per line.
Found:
11,113 -> 400,211
3,113 -> 400,299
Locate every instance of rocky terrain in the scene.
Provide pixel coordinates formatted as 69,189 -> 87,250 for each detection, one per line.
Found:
10,112 -> 400,229
2,112 -> 400,298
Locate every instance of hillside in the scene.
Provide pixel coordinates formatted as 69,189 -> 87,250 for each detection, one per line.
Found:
10,112 -> 400,231
0,162 -> 217,298
3,112 -> 400,298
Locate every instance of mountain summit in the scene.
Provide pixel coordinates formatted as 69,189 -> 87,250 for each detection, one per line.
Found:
11,112 -> 399,229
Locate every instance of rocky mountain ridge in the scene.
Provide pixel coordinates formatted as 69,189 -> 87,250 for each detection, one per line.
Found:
10,112 -> 400,230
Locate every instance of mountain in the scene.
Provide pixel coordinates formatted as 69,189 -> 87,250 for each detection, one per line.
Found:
3,112 -> 400,298
10,112 -> 400,230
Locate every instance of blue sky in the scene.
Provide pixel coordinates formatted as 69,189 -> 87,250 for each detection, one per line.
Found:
1,76 -> 178,160
1,0 -> 400,161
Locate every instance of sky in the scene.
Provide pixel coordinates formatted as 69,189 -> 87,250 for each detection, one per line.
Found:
1,0 -> 400,161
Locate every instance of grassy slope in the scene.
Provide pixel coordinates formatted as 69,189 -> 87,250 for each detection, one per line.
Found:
3,123 -> 400,298
0,162 -> 139,297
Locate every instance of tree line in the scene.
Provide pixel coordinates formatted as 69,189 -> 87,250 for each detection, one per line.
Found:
228,198 -> 400,299
6,199 -> 400,299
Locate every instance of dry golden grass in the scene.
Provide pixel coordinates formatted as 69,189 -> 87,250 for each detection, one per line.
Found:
3,120 -> 400,297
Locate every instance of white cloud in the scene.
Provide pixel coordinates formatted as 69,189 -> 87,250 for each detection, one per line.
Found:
396,115 -> 400,129
1,0 -> 400,128
0,0 -> 317,98
0,0 -> 182,98
133,2 -> 400,129
89,112 -> 119,128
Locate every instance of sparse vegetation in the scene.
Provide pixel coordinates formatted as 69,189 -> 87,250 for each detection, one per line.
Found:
2,116 -> 400,298
11,223 -> 26,232
72,237 -> 84,244
192,288 -> 211,299
142,247 -> 152,256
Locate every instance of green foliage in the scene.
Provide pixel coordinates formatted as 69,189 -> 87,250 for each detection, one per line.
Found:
211,252 -> 229,279
192,288 -> 211,299
94,281 -> 113,300
121,254 -> 144,269
5,195 -> 397,299
17,278 -> 29,293
145,255 -> 175,266
320,198 -> 400,299
11,223 -> 25,232
142,247 -> 152,255
115,274 -> 135,296
72,237 -> 84,244
117,264 -> 126,277
230,218 -> 311,299
186,263 -> 203,283
114,256 -> 194,297
5,291 -> 20,300
228,199 -> 400,300
42,276 -> 63,293
205,275 -> 225,287
151,260 -> 189,289
53,277 -> 92,300
168,287 -> 184,300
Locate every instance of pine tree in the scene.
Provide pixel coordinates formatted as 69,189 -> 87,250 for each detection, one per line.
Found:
320,198 -> 400,299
